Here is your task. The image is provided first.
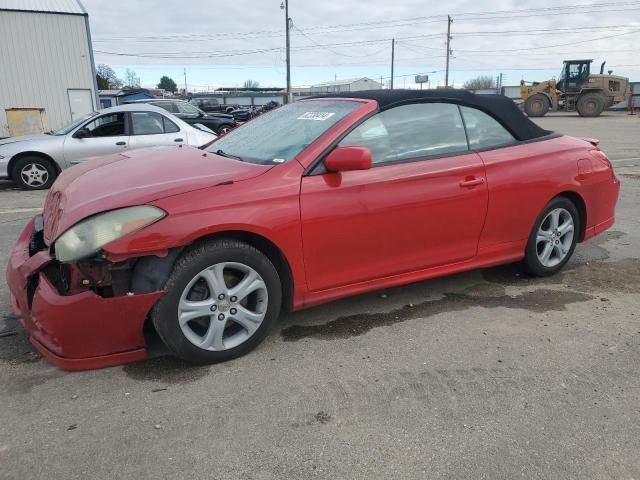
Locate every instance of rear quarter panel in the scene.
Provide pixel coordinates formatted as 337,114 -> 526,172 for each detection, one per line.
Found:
477,135 -> 592,253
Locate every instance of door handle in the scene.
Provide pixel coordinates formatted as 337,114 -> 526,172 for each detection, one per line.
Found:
174,138 -> 184,142
115,141 -> 126,146
459,177 -> 485,188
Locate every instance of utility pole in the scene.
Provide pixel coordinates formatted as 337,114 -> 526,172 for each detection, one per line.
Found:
281,1 -> 292,103
390,38 -> 395,90
498,72 -> 503,94
183,68 -> 187,96
445,15 -> 452,88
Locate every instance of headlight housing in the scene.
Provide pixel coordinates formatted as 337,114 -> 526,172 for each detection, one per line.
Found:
54,206 -> 166,263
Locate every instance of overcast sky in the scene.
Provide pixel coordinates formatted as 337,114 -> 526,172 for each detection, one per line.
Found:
82,0 -> 640,91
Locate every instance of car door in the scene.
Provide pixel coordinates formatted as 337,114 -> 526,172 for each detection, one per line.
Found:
63,112 -> 129,165
126,111 -> 185,150
300,102 -> 489,292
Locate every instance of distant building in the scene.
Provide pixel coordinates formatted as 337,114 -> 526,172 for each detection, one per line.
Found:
0,0 -> 98,137
98,90 -> 121,109
310,77 -> 383,93
98,88 -> 157,109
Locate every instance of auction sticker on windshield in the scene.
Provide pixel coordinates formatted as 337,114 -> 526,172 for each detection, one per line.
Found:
297,112 -> 336,121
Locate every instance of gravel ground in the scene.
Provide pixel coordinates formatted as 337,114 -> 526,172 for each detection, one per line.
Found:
0,112 -> 639,479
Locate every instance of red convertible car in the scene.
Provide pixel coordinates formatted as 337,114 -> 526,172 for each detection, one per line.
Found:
6,90 -> 619,370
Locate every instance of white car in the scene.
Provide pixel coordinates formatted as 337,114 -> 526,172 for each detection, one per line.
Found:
0,104 -> 217,190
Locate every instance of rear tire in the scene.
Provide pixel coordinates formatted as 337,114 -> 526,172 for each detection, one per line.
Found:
523,197 -> 580,277
524,94 -> 550,117
577,92 -> 605,117
11,155 -> 57,190
151,239 -> 282,364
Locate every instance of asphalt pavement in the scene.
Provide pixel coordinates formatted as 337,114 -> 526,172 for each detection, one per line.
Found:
0,112 -> 639,479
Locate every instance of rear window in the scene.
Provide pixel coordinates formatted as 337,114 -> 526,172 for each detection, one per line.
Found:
460,106 -> 515,150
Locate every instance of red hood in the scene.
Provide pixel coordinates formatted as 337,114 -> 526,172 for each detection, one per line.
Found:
43,146 -> 271,241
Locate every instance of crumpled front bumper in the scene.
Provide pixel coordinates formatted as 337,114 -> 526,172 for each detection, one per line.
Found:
6,216 -> 164,371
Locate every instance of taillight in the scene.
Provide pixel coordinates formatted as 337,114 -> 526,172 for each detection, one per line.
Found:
589,149 -> 615,179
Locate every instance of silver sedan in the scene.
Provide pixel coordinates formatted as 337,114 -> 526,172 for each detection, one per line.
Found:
0,104 -> 217,190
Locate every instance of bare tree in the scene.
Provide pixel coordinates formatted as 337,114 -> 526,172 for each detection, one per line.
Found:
125,68 -> 141,88
96,64 -> 123,89
243,79 -> 260,89
463,75 -> 496,90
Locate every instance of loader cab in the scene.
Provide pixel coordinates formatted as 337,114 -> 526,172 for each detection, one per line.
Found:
557,60 -> 592,93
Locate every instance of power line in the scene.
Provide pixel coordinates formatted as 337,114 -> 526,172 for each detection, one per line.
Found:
92,1 -> 640,42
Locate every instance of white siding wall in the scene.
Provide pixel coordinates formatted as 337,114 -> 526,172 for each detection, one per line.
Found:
0,10 -> 95,137
350,79 -> 382,91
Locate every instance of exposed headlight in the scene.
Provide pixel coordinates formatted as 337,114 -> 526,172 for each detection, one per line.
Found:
54,206 -> 166,263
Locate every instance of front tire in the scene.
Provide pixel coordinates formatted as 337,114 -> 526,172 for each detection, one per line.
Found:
523,197 -> 580,276
11,155 -> 57,190
217,124 -> 234,135
524,94 -> 550,117
151,239 -> 282,364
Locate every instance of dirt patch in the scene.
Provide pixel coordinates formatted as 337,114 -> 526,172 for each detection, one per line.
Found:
281,288 -> 593,342
483,258 -> 640,294
5,370 -> 66,395
122,356 -> 210,384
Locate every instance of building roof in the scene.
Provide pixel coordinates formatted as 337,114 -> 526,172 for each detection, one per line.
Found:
310,89 -> 550,141
311,77 -> 381,88
0,0 -> 86,15
98,90 -> 121,96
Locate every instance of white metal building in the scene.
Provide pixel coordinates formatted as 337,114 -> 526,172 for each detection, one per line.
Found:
310,77 -> 383,93
0,0 -> 98,137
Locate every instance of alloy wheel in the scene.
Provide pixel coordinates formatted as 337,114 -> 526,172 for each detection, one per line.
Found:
177,262 -> 268,351
20,163 -> 49,187
535,207 -> 574,267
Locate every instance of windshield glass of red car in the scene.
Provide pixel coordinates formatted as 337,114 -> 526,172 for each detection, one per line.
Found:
207,100 -> 362,164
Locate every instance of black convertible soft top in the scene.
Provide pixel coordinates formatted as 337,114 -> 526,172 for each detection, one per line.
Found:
312,89 -> 550,142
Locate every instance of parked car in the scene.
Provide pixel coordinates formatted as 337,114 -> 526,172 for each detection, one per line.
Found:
0,104 -> 216,190
125,99 -> 237,135
189,97 -> 238,114
6,90 -> 619,371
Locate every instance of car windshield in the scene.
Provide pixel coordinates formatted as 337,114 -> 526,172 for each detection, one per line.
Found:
206,100 -> 362,164
52,113 -> 98,135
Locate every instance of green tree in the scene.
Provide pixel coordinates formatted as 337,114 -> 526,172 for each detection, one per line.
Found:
463,75 -> 496,90
96,64 -> 123,90
158,76 -> 177,93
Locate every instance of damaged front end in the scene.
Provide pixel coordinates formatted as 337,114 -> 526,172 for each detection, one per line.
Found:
6,214 -> 179,371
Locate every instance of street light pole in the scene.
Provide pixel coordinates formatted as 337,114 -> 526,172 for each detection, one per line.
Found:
281,1 -> 292,103
183,68 -> 188,96
445,15 -> 452,88
390,38 -> 395,90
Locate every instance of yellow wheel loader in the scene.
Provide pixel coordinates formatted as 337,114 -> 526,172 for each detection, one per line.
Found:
520,60 -> 630,117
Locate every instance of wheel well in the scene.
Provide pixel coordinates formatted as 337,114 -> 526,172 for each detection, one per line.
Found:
556,191 -> 587,241
195,231 -> 294,312
579,89 -> 606,96
528,92 -> 552,106
7,151 -> 60,180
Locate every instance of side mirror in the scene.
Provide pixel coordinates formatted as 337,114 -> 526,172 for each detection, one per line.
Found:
324,146 -> 372,173
74,127 -> 91,139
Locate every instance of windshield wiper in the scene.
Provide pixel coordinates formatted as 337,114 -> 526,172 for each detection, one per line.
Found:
215,149 -> 243,161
